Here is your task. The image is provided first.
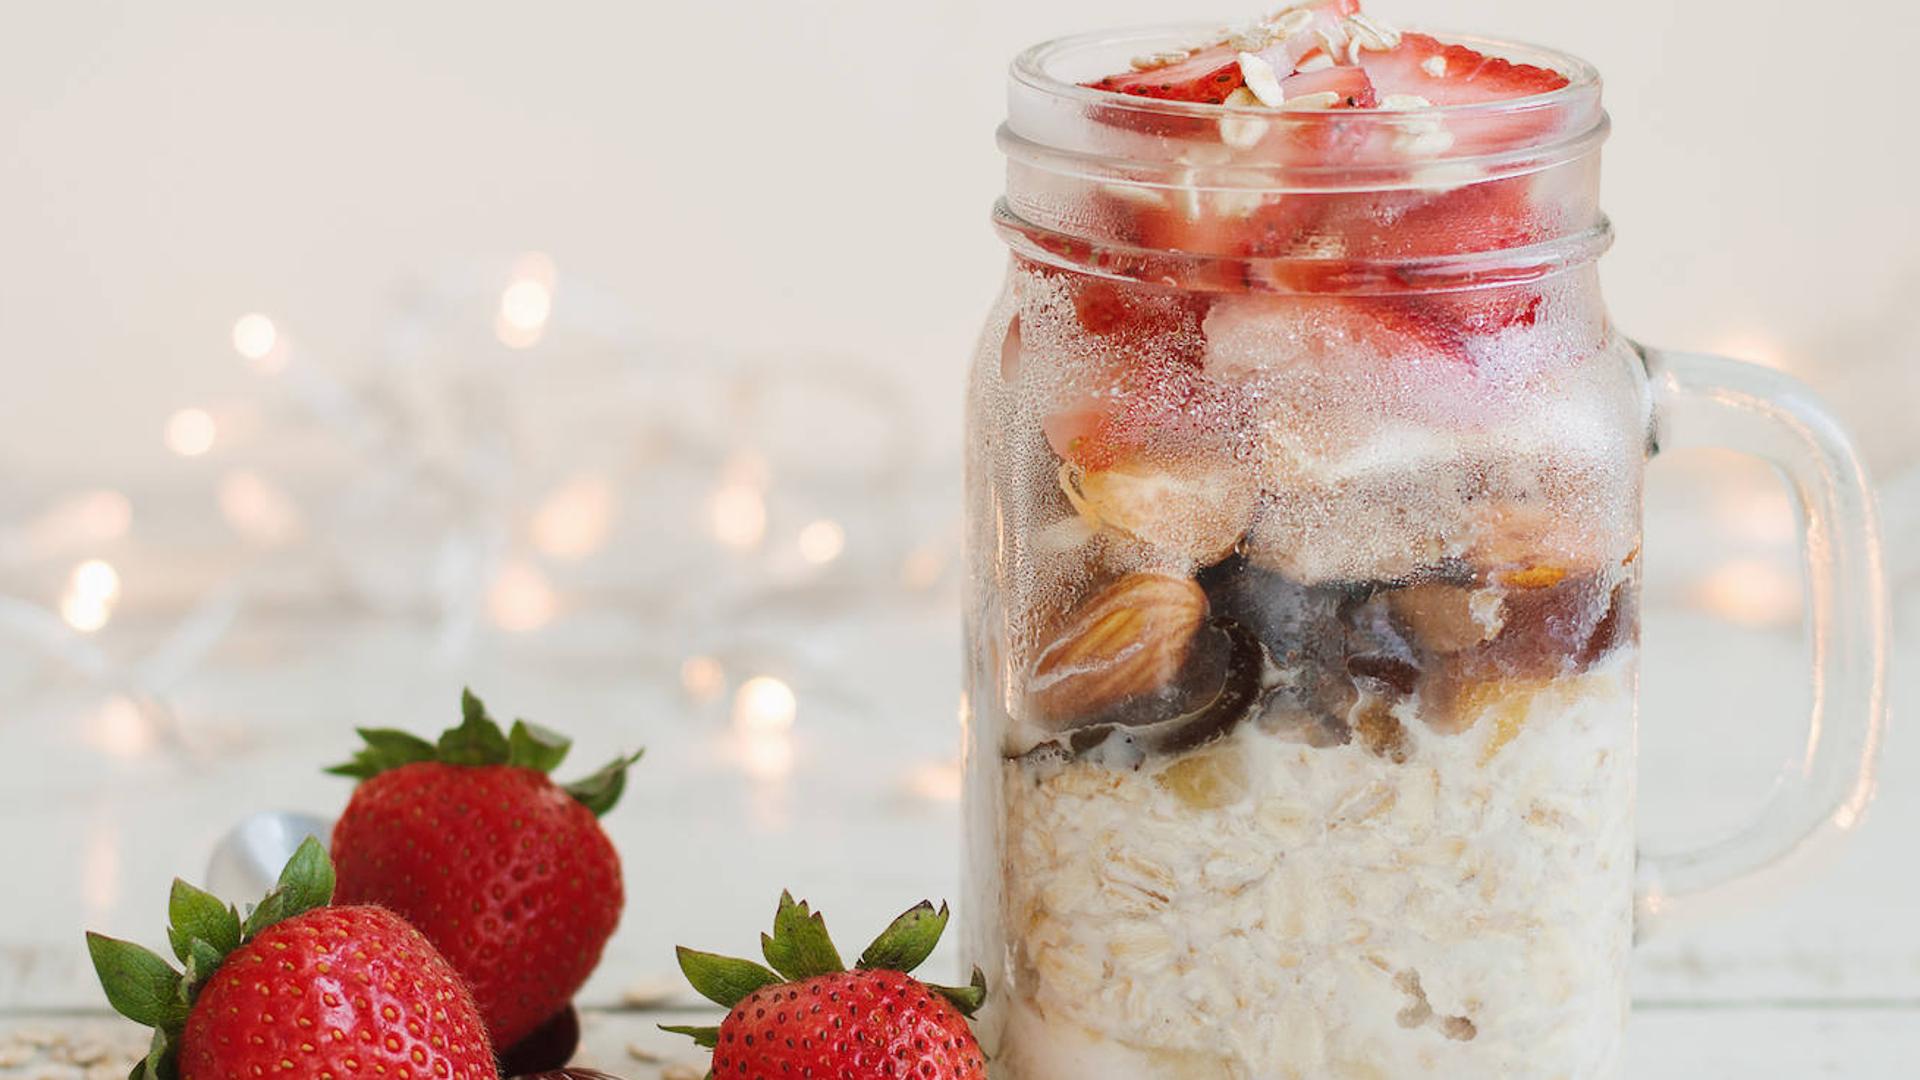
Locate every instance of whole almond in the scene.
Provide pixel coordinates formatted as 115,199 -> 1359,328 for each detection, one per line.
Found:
1028,572 -> 1208,726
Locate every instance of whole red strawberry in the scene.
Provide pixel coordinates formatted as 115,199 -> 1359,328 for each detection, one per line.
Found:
327,691 -> 641,1050
86,838 -> 497,1080
665,894 -> 988,1080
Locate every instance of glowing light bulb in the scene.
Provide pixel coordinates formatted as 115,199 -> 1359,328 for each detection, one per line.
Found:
218,470 -> 303,546
733,676 -> 796,734
165,408 -> 217,457
739,729 -> 795,780
1693,557 -> 1802,627
495,252 -> 557,348
231,313 -> 280,370
901,543 -> 945,589
531,475 -> 614,559
681,655 -> 726,703
904,760 -> 963,803
61,559 -> 121,632
26,490 -> 132,554
797,519 -> 846,565
71,559 -> 120,602
487,561 -> 558,631
86,696 -> 156,759
708,483 -> 767,550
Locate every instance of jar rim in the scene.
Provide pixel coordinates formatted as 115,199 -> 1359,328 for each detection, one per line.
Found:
1010,21 -> 1603,124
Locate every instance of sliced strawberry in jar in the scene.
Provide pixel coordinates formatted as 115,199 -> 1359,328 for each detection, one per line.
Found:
1359,32 -> 1569,105
1278,64 -> 1379,108
1086,1 -> 1361,105
1088,48 -> 1247,105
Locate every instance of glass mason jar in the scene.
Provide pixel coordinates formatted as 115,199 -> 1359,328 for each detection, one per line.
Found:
960,23 -> 1889,1080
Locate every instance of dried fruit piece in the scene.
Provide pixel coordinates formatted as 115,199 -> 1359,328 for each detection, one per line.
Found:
1501,565 -> 1569,590
1353,695 -> 1410,763
1029,573 -> 1209,725
1389,582 -> 1496,653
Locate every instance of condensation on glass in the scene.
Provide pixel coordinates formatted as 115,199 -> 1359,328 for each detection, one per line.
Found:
960,24 -> 1887,1080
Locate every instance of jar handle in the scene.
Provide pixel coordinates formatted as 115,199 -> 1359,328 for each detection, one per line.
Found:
1634,345 -> 1889,941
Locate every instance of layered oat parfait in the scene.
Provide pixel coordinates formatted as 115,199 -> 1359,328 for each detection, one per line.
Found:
963,3 -> 1648,1077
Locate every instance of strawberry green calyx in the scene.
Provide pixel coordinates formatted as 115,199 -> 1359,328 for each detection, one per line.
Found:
326,689 -> 644,816
86,838 -> 335,1080
662,892 -> 988,1050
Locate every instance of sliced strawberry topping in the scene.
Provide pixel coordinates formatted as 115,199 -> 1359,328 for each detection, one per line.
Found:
1087,1 -> 1361,105
1089,47 -> 1245,104
1063,6 -> 1586,366
1359,32 -> 1569,105
1278,64 -> 1379,107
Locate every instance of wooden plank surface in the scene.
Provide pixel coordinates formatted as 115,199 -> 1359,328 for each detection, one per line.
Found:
7,1006 -> 1919,1080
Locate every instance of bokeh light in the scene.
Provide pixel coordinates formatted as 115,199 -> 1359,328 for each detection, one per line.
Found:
165,408 -> 217,457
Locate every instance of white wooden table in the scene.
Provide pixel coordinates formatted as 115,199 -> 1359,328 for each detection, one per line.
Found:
4,1005 -> 1918,1080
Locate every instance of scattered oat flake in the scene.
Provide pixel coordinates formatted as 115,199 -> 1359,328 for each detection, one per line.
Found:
1268,7 -> 1314,36
1236,52 -> 1286,107
626,1043 -> 665,1063
1347,13 -> 1402,50
1280,91 -> 1343,111
661,1065 -> 704,1080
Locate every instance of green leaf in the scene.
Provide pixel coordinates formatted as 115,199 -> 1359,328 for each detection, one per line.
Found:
181,937 -> 225,996
929,967 -> 988,1019
436,689 -> 512,765
674,946 -> 781,1009
324,727 -> 439,779
659,1024 -> 721,1049
165,880 -> 240,964
243,837 -> 334,936
86,933 -> 187,1029
507,719 -> 572,773
759,891 -> 844,981
561,749 -> 644,816
143,1026 -> 176,1080
856,900 -> 948,975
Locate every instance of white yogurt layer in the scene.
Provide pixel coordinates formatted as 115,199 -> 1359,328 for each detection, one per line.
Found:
986,656 -> 1636,1080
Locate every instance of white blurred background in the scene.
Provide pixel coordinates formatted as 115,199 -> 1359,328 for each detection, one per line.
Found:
0,0 -> 1913,1014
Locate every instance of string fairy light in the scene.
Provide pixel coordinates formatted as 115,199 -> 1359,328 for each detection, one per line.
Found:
164,408 -> 217,457
84,695 -> 156,759
731,675 -> 797,780
496,252 -> 557,349
1693,557 -> 1802,628
486,560 -> 558,631
219,470 -> 303,546
796,518 -> 846,565
708,482 -> 767,551
231,313 -> 283,372
59,559 -> 121,633
531,474 -> 614,559
680,655 -> 726,703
